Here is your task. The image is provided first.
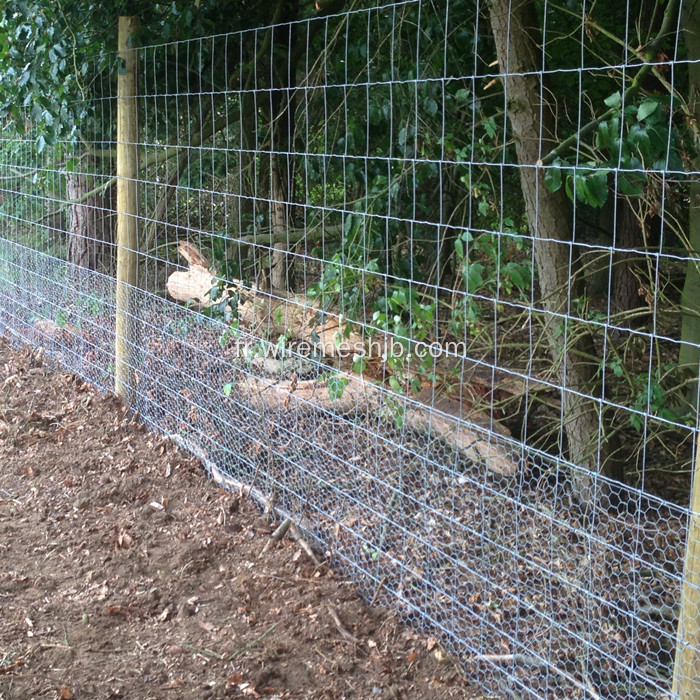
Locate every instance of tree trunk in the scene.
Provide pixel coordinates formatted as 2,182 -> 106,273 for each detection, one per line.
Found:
680,0 -> 700,409
66,174 -> 115,272
66,174 -> 94,269
266,10 -> 297,293
270,167 -> 289,291
673,3 -> 700,692
613,199 -> 649,326
488,0 -> 622,504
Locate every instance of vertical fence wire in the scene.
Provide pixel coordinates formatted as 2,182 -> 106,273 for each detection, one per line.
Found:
0,1 -> 698,697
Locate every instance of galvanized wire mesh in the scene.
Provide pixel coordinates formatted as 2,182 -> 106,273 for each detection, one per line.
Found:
0,1 -> 698,697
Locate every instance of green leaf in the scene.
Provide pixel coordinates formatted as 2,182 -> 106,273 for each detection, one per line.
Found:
506,265 -> 525,290
454,237 -> 464,261
464,262 -> 485,293
327,375 -> 349,401
617,175 -> 644,197
595,121 -> 615,150
544,165 -> 563,193
36,135 -> 46,153
223,383 -> 233,396
637,98 -> 659,122
483,117 -> 497,139
389,375 -> 402,393
604,91 -> 621,108
353,355 -> 367,374
585,169 -> 610,208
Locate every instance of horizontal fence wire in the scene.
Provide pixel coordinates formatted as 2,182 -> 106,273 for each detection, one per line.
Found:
0,1 -> 698,697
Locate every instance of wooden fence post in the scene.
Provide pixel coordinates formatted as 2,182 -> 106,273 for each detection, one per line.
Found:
673,442 -> 700,697
114,16 -> 140,400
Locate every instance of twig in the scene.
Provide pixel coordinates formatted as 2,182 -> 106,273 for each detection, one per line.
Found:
0,657 -> 24,674
226,622 -> 279,661
579,660 -> 602,700
270,517 -> 292,542
370,576 -> 387,607
326,605 -> 359,643
259,517 -> 292,557
290,524 -> 322,566
246,451 -> 263,502
472,653 -> 541,665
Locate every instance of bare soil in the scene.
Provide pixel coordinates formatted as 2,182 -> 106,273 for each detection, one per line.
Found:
0,337 -> 485,700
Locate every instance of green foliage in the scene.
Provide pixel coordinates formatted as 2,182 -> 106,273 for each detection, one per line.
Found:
614,361 -> 692,432
0,0 -> 319,151
545,94 -> 684,207
454,227 -> 531,324
372,286 -> 436,345
0,2 -> 87,148
307,229 -> 380,320
326,374 -> 349,401
371,285 -> 436,394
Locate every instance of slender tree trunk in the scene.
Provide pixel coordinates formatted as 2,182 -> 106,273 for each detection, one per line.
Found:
673,3 -> 700,693
266,8 -> 297,293
613,199 -> 649,326
66,174 -> 114,271
680,0 -> 700,409
270,166 -> 289,291
489,0 -> 622,505
66,174 -> 94,269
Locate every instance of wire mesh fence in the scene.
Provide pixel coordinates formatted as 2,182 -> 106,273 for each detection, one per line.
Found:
0,1 -> 698,697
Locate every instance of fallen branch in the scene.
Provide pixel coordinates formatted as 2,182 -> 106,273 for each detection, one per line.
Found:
166,240 -> 364,356
239,373 -> 519,476
168,241 -> 519,475
260,517 -> 293,557
290,523 -> 322,566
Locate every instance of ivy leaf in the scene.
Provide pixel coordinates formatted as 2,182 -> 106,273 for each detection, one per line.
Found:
424,98 -> 438,117
505,264 -> 526,291
604,91 -> 621,108
544,164 -> 563,193
584,169 -> 610,208
327,375 -> 349,401
464,261 -> 484,293
618,175 -> 644,197
637,98 -> 660,122
595,120 -> 615,150
454,237 -> 464,260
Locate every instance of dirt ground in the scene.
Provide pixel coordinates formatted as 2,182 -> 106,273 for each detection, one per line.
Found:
0,337 -> 486,700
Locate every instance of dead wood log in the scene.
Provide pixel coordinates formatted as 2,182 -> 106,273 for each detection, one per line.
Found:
166,240 -> 364,355
31,318 -> 85,342
167,241 -> 523,473
238,373 -> 519,476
